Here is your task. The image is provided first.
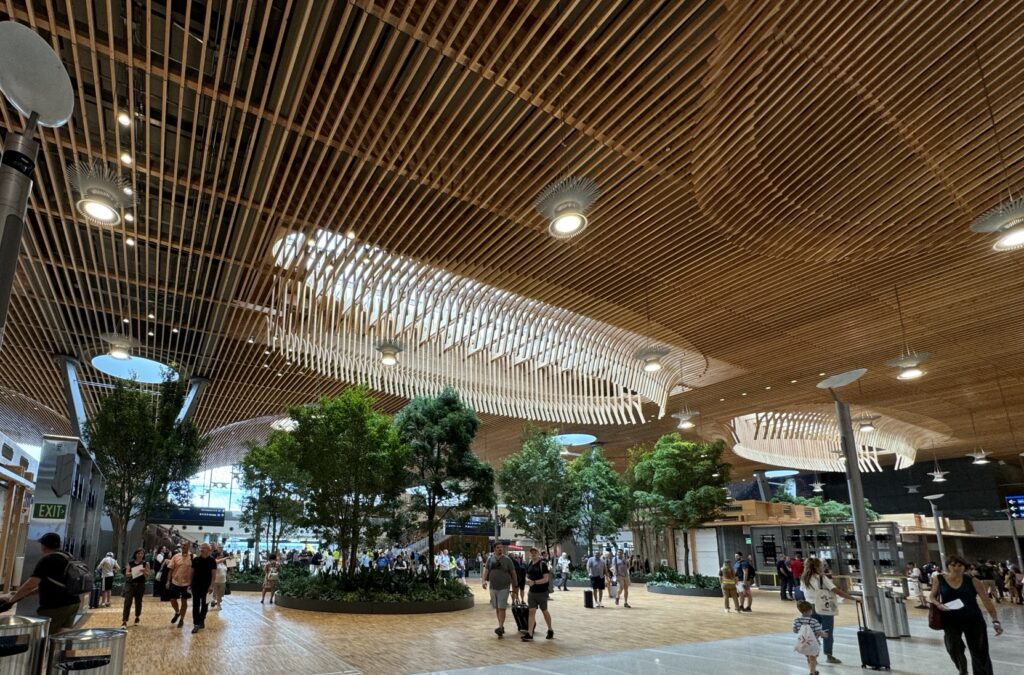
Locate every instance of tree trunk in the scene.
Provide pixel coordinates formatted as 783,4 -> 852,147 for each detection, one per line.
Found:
682,528 -> 691,575
110,511 -> 128,564
426,501 -> 436,584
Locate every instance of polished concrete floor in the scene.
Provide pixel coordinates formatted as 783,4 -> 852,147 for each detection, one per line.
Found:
73,585 -> 1021,674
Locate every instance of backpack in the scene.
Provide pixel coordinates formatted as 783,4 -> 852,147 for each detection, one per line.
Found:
794,623 -> 820,656
48,552 -> 92,595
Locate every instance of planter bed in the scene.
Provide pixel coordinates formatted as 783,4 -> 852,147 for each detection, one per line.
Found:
645,583 -> 722,598
274,594 -> 474,614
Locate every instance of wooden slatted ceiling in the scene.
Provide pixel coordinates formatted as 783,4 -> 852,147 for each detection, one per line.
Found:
0,1 -> 1021,475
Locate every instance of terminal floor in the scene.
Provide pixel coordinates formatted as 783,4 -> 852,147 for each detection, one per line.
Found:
75,586 -> 1020,674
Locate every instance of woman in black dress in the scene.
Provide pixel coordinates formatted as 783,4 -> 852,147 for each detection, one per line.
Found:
929,555 -> 1003,674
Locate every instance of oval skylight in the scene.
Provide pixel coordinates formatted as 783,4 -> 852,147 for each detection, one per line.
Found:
91,354 -> 178,384
764,469 -> 800,478
552,433 -> 597,447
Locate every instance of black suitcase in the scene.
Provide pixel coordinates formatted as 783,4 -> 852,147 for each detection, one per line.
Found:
511,602 -> 529,632
89,587 -> 101,609
856,599 -> 891,670
584,589 -> 594,608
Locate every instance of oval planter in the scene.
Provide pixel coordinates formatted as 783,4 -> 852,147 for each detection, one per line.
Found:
274,594 -> 474,614
646,583 -> 722,598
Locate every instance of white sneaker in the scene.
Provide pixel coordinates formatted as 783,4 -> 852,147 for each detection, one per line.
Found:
724,608 -> 730,613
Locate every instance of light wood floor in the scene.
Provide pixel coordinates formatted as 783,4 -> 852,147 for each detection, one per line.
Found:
78,585 -> 874,674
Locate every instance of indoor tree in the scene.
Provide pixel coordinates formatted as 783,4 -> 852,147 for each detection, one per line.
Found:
628,434 -> 731,574
238,430 -> 307,554
568,445 -> 630,557
497,426 -> 582,554
393,386 -> 495,579
85,372 -> 205,562
772,489 -> 881,523
288,387 -> 409,573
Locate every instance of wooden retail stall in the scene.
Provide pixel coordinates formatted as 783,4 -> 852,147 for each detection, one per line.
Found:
0,461 -> 33,591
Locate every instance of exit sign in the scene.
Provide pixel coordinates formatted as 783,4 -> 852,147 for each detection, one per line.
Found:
32,503 -> 67,520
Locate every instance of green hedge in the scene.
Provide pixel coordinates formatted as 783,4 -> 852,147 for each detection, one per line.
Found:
644,568 -> 721,590
278,566 -> 472,603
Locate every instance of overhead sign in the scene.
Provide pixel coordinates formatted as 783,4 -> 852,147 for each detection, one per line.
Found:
1006,496 -> 1024,519
32,502 -> 67,521
150,506 -> 226,527
445,515 -> 495,536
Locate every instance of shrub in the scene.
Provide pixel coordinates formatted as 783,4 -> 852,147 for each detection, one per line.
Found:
645,567 -> 721,590
278,566 -> 472,603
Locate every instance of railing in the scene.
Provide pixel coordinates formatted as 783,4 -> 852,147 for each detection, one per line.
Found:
407,525 -> 448,555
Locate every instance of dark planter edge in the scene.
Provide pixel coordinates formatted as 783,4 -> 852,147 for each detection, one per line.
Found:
274,594 -> 474,614
645,583 -> 722,597
228,583 -> 264,592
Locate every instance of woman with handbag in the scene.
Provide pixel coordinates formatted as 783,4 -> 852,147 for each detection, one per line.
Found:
929,555 -> 1002,675
800,557 -> 857,665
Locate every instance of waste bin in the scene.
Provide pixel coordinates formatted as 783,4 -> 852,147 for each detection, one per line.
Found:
45,628 -> 125,674
0,615 -> 49,675
878,588 -> 901,639
892,591 -> 911,637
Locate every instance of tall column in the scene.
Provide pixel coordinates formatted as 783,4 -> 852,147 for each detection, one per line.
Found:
1007,511 -> 1023,573
834,397 -> 881,630
0,127 -> 39,353
931,503 -> 947,568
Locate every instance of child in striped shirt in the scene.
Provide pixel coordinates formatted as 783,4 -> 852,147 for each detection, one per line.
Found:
793,600 -> 828,675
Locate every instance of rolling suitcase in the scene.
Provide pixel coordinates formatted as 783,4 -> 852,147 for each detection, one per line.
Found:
583,589 -> 594,608
511,601 -> 529,632
89,586 -> 101,609
856,599 -> 891,670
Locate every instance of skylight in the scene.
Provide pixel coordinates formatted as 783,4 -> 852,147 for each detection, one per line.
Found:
91,354 -> 178,384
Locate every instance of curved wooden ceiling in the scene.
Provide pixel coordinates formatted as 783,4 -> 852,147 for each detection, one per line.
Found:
1,1 -> 1022,474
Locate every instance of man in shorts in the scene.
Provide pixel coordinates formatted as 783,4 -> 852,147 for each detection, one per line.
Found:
733,551 -> 754,612
613,549 -> 632,608
521,547 -> 553,641
481,543 -> 517,638
166,540 -> 193,628
587,551 -> 607,607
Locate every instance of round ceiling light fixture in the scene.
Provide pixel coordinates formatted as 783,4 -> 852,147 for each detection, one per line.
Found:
856,415 -> 879,433
887,352 -> 929,380
672,409 -> 699,430
928,456 -> 948,483
811,480 -> 824,493
535,175 -> 599,239
67,162 -> 132,227
636,347 -> 668,374
968,449 -> 991,465
376,339 -> 402,367
970,196 -> 1024,251
117,111 -> 131,127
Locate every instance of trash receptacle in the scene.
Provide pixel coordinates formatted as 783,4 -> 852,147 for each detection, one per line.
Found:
878,588 -> 901,639
893,592 -> 911,637
0,615 -> 49,675
45,628 -> 125,674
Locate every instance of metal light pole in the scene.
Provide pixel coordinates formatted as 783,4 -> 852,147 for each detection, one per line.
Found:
924,494 -> 946,569
0,22 -> 73,352
817,369 -> 881,630
1003,509 -> 1023,572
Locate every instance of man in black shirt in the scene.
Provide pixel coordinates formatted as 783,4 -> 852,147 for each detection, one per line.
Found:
776,554 -> 794,601
190,543 -> 218,633
0,532 -> 81,632
521,547 -> 553,642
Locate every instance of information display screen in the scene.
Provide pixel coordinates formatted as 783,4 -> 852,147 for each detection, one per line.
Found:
1006,496 -> 1024,519
150,506 -> 226,526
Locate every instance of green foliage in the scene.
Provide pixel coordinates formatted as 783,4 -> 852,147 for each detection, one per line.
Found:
288,387 -> 410,573
567,446 -> 630,556
627,435 -> 731,574
85,373 -> 205,561
771,489 -> 880,523
393,387 -> 495,577
645,567 -> 721,590
497,426 -> 582,553
278,566 -> 472,603
239,430 -> 308,552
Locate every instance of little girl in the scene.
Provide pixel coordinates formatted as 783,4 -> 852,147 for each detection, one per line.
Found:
720,561 -> 739,612
793,600 -> 828,675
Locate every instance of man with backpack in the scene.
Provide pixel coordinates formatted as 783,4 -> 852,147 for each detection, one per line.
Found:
0,532 -> 87,632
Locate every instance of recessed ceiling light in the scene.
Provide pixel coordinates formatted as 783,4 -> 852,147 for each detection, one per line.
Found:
719,398 -> 725,402
819,372 -> 826,377
147,313 -> 155,319
147,331 -> 154,337
247,337 -> 255,344
125,237 -> 135,247
117,111 -> 131,127
124,213 -> 134,223
790,379 -> 798,384
122,318 -> 130,324
263,363 -> 269,368
276,372 -> 283,377
123,186 -> 133,196
263,349 -> 270,355
741,392 -> 747,396
120,152 -> 132,165
345,230 -> 356,240
171,328 -> 179,334
765,386 -> 771,390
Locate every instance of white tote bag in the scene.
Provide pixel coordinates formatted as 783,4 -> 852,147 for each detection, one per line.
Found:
794,623 -> 820,656
811,576 -> 838,616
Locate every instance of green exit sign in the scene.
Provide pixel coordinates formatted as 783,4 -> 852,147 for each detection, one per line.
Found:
33,503 -> 67,520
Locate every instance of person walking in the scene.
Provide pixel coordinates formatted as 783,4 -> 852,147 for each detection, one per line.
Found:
121,548 -> 149,628
930,555 -> 1002,675
586,551 -> 608,608
481,543 -> 517,638
720,561 -> 740,612
776,554 -> 794,601
521,547 -> 554,641
189,543 -> 217,633
790,553 -> 805,600
557,553 -> 571,591
793,599 -> 828,675
211,556 -> 228,609
800,557 -> 857,665
733,552 -> 754,612
908,561 -> 927,609
613,549 -> 632,607
166,541 -> 194,628
0,533 -> 83,633
261,553 -> 281,604
96,552 -> 120,608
